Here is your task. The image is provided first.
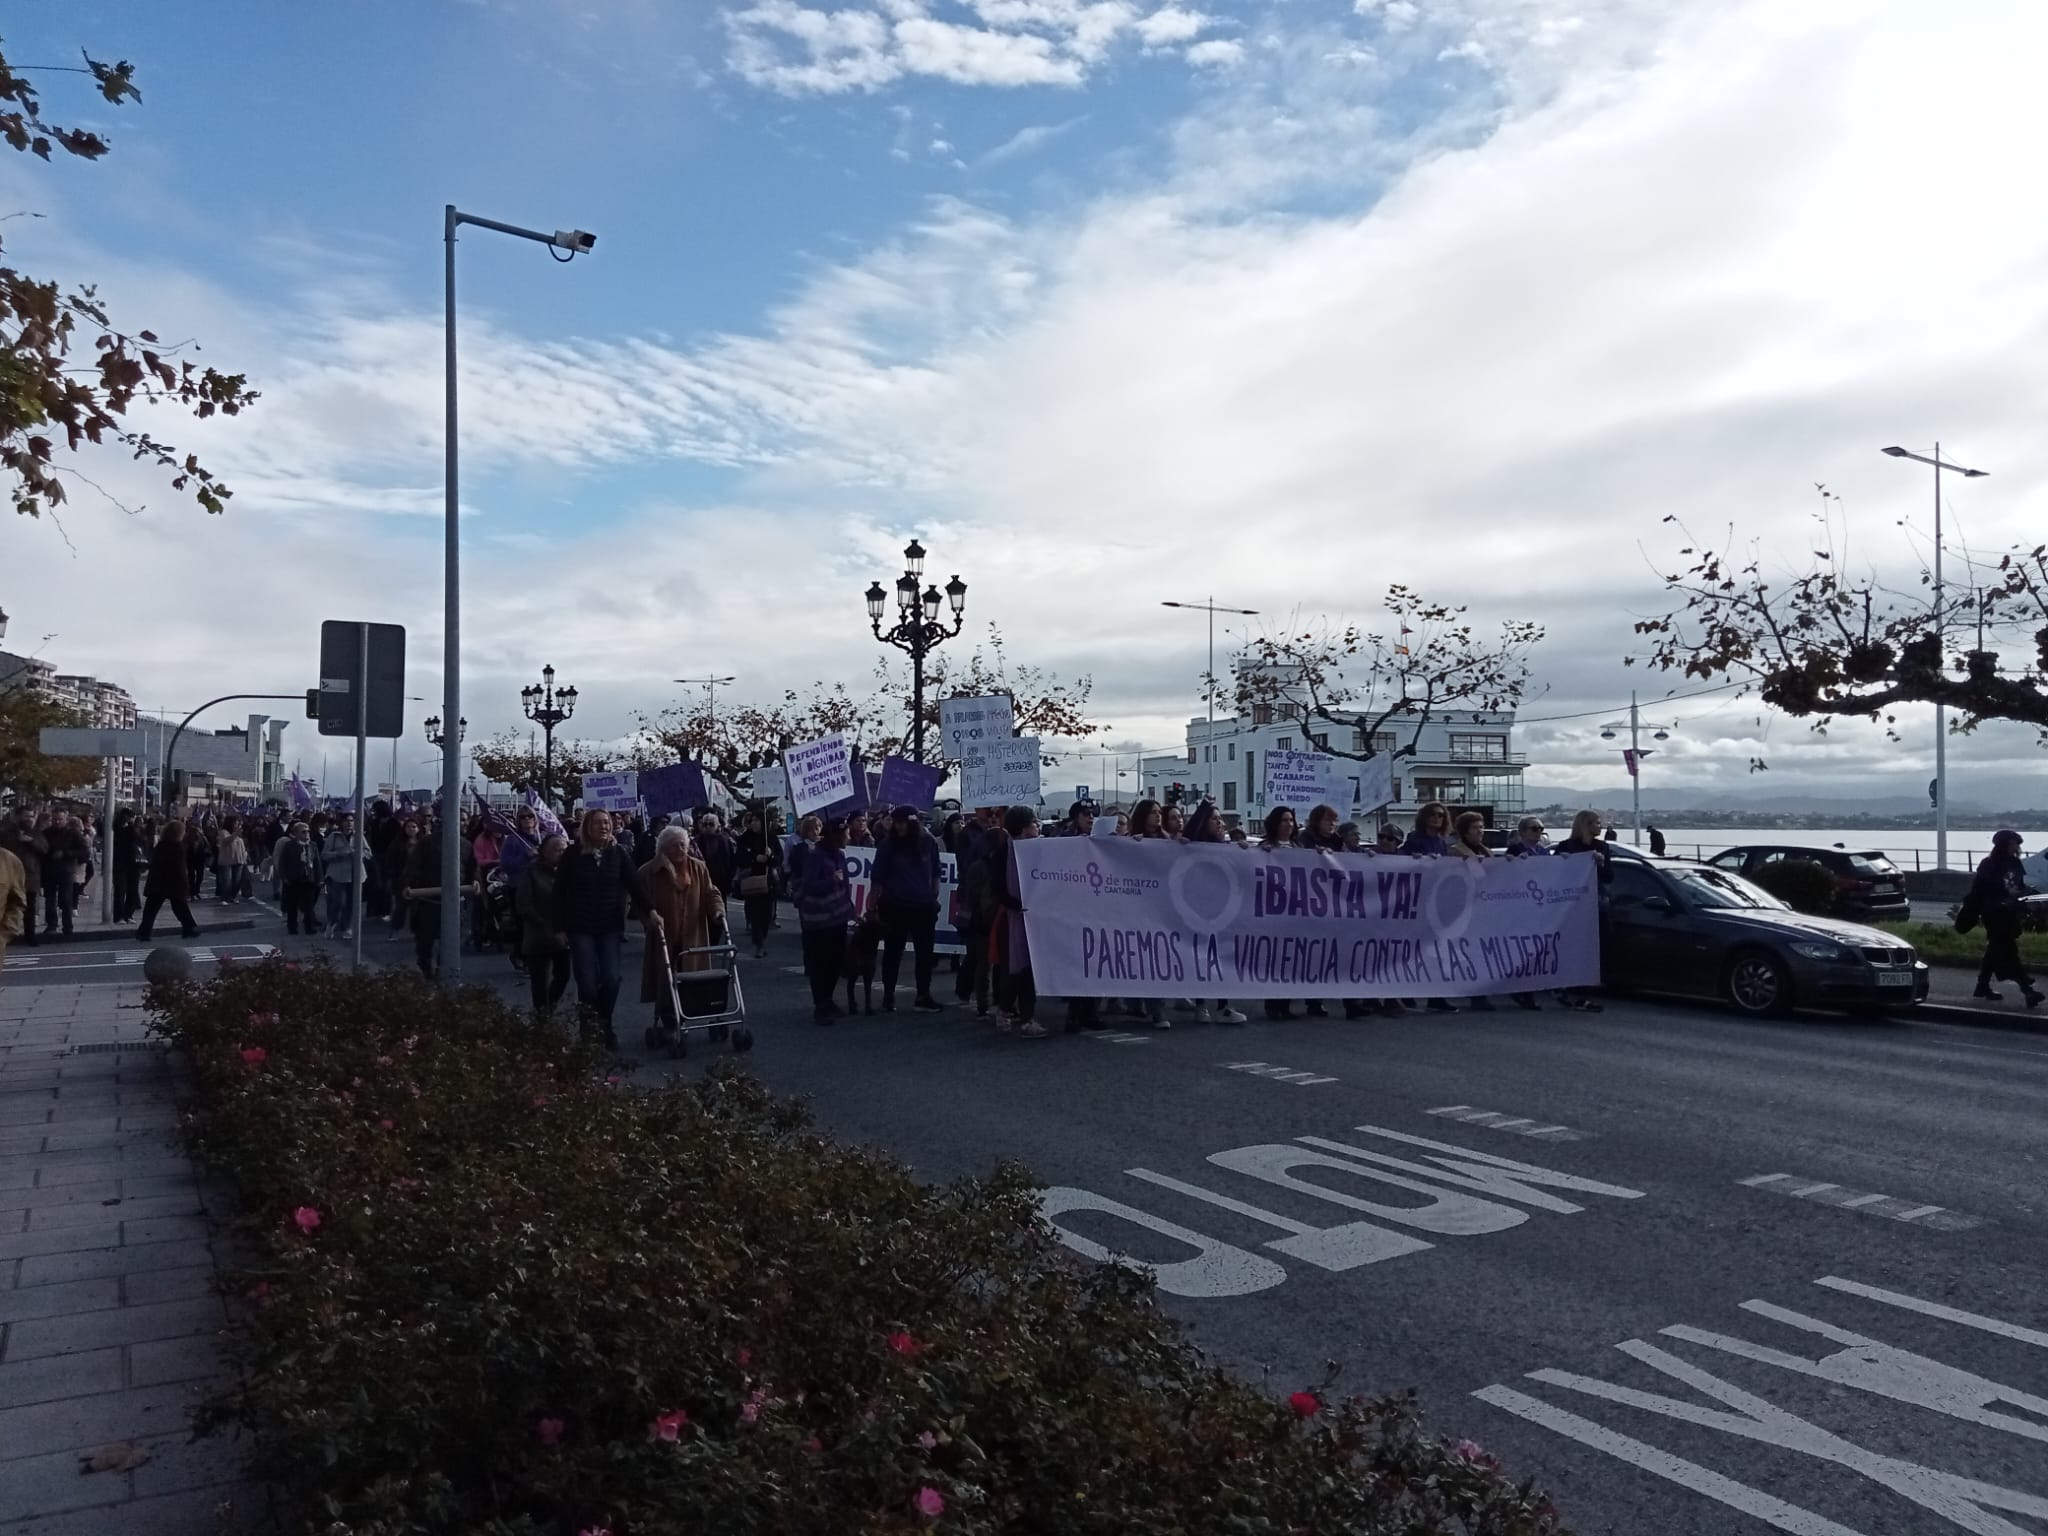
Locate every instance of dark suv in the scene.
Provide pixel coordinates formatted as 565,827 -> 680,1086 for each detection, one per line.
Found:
1703,845 -> 1910,921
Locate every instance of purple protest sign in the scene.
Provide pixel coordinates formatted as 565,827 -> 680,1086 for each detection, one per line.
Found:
638,763 -> 709,819
874,755 -> 944,811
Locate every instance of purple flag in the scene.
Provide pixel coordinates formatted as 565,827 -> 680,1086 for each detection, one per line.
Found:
288,774 -> 314,811
524,788 -> 566,841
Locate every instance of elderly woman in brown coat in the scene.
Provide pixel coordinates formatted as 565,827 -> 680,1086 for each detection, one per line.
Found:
640,824 -> 727,1021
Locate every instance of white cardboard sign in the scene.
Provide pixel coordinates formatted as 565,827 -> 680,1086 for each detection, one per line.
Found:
940,694 -> 1015,760
1262,750 -> 1349,813
783,733 -> 855,816
961,735 -> 1041,808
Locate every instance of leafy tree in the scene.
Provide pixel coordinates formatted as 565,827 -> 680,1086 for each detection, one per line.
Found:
633,627 -> 1104,788
0,684 -> 95,799
469,731 -> 614,806
1232,587 -> 1545,764
1634,508 -> 2048,747
1,38 -> 255,518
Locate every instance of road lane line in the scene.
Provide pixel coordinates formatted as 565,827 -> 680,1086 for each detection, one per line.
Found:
1840,1193 -> 1888,1208
1473,1385 -> 1871,1536
1891,1204 -> 1943,1221
1816,1278 -> 2048,1348
1785,1182 -> 1838,1197
1740,1174 -> 1792,1186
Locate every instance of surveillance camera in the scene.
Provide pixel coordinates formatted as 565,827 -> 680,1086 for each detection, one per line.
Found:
552,229 -> 596,255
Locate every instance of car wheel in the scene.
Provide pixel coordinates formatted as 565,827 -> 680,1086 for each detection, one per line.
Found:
1725,949 -> 1793,1016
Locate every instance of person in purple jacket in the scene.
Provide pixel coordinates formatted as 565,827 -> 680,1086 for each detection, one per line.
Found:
871,804 -> 945,1013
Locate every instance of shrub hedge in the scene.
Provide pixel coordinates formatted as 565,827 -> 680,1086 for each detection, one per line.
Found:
152,959 -> 1570,1536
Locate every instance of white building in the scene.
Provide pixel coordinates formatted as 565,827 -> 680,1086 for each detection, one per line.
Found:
1141,704 -> 1527,830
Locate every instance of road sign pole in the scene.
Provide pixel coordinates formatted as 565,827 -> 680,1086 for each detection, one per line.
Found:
354,622 -> 369,973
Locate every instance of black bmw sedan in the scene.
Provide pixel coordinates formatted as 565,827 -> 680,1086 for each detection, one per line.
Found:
1601,851 -> 1929,1016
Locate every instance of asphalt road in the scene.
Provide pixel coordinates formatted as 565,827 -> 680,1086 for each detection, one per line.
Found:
14,898 -> 2046,1535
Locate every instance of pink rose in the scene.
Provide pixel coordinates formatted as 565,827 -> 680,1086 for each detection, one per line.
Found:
914,1485 -> 945,1518
887,1330 -> 922,1358
292,1206 -> 321,1233
536,1417 -> 566,1447
917,1430 -> 937,1451
1288,1391 -> 1320,1419
239,1046 -> 267,1066
649,1409 -> 688,1443
379,1119 -> 395,1131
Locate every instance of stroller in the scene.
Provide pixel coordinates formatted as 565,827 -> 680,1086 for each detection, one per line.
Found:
643,915 -> 753,1058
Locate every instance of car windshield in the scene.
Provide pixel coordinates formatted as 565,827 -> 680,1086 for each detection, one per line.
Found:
1671,866 -> 1788,911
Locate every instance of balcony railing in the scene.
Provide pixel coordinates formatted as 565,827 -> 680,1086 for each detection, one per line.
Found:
1410,748 -> 1529,766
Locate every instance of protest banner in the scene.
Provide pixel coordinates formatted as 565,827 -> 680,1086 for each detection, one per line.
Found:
875,755 -> 945,811
1012,839 -> 1600,1000
1352,753 -> 1396,814
784,838 -> 966,955
580,771 -> 639,812
752,763 -> 788,803
940,694 -> 1014,760
1263,749 -> 1350,814
638,763 -> 709,819
784,733 -> 856,816
960,735 -> 1041,808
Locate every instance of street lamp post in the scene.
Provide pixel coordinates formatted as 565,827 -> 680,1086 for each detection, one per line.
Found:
443,205 -> 595,988
673,675 -> 737,734
865,541 -> 967,763
1162,597 -> 1259,799
1599,691 -> 1673,846
1882,443 -> 1988,872
519,665 -> 577,805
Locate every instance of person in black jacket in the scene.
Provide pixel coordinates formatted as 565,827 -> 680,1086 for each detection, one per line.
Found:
1969,830 -> 2043,1007
39,811 -> 86,938
732,810 -> 781,959
112,809 -> 141,923
552,808 -> 650,1048
0,810 -> 46,946
136,821 -> 202,941
403,822 -> 477,981
274,821 -> 323,936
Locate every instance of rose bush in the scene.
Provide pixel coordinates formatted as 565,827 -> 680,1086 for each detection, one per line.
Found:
153,960 -> 1570,1536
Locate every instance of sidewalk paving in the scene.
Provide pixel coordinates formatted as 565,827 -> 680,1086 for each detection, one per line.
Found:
22,907 -> 257,948
1919,963 -> 2048,1030
0,982 -> 267,1535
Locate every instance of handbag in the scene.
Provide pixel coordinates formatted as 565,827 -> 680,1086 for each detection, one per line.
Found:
738,871 -> 775,898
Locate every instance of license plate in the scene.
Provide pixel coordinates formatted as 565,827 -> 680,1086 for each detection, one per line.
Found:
1875,970 -> 1914,988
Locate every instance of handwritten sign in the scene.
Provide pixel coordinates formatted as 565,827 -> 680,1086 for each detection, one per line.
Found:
752,763 -> 788,803
1262,750 -> 1348,813
580,771 -> 639,812
783,733 -> 856,816
961,736 -> 1041,809
940,694 -> 1015,760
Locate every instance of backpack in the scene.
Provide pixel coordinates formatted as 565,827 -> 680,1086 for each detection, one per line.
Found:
1953,893 -> 1980,934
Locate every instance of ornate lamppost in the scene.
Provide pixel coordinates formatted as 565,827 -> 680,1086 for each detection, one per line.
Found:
519,665 -> 577,803
865,540 -> 966,763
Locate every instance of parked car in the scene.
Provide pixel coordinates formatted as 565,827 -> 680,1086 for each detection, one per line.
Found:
1701,844 -> 1910,921
1599,850 -> 1928,1015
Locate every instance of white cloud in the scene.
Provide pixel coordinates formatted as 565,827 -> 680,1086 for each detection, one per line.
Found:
1184,37 -> 1243,66
1133,6 -> 1213,47
976,113 -> 1090,166
724,0 -> 1153,93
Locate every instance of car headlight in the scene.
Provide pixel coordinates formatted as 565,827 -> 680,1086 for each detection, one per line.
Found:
1788,941 -> 1846,961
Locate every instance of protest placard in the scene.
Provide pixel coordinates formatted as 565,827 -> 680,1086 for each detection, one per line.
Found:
751,763 -> 788,803
875,755 -> 945,811
940,694 -> 1015,760
637,763 -> 709,819
960,736 -> 1041,808
1013,839 -> 1600,999
783,733 -> 856,816
580,771 -> 639,811
1262,750 -> 1349,813
1353,753 -> 1395,813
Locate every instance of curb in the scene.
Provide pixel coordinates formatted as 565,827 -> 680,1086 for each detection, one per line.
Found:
25,919 -> 259,948
1912,1000 -> 2048,1036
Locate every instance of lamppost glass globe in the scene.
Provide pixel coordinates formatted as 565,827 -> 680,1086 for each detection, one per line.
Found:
945,574 -> 966,615
904,539 -> 926,576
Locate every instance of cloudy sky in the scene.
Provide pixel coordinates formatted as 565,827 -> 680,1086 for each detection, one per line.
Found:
5,0 -> 2046,803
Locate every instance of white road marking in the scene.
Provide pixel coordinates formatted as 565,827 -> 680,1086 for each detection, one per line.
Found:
1815,1276 -> 2048,1350
1739,1176 -> 1982,1230
1093,1031 -> 1151,1045
1427,1104 -> 1588,1140
1474,1385 -> 1869,1536
1125,1168 -> 1322,1235
1036,1187 -> 1285,1298
1221,1060 -> 1335,1084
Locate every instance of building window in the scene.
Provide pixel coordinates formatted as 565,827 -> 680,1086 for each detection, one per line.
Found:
1355,728 -> 1398,755
1227,742 -> 1235,761
1311,731 -> 1329,750
1187,747 -> 1197,764
1449,733 -> 1509,762
1244,751 -> 1254,798
1251,703 -> 1275,726
1277,737 -> 1293,752
1222,782 -> 1237,811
